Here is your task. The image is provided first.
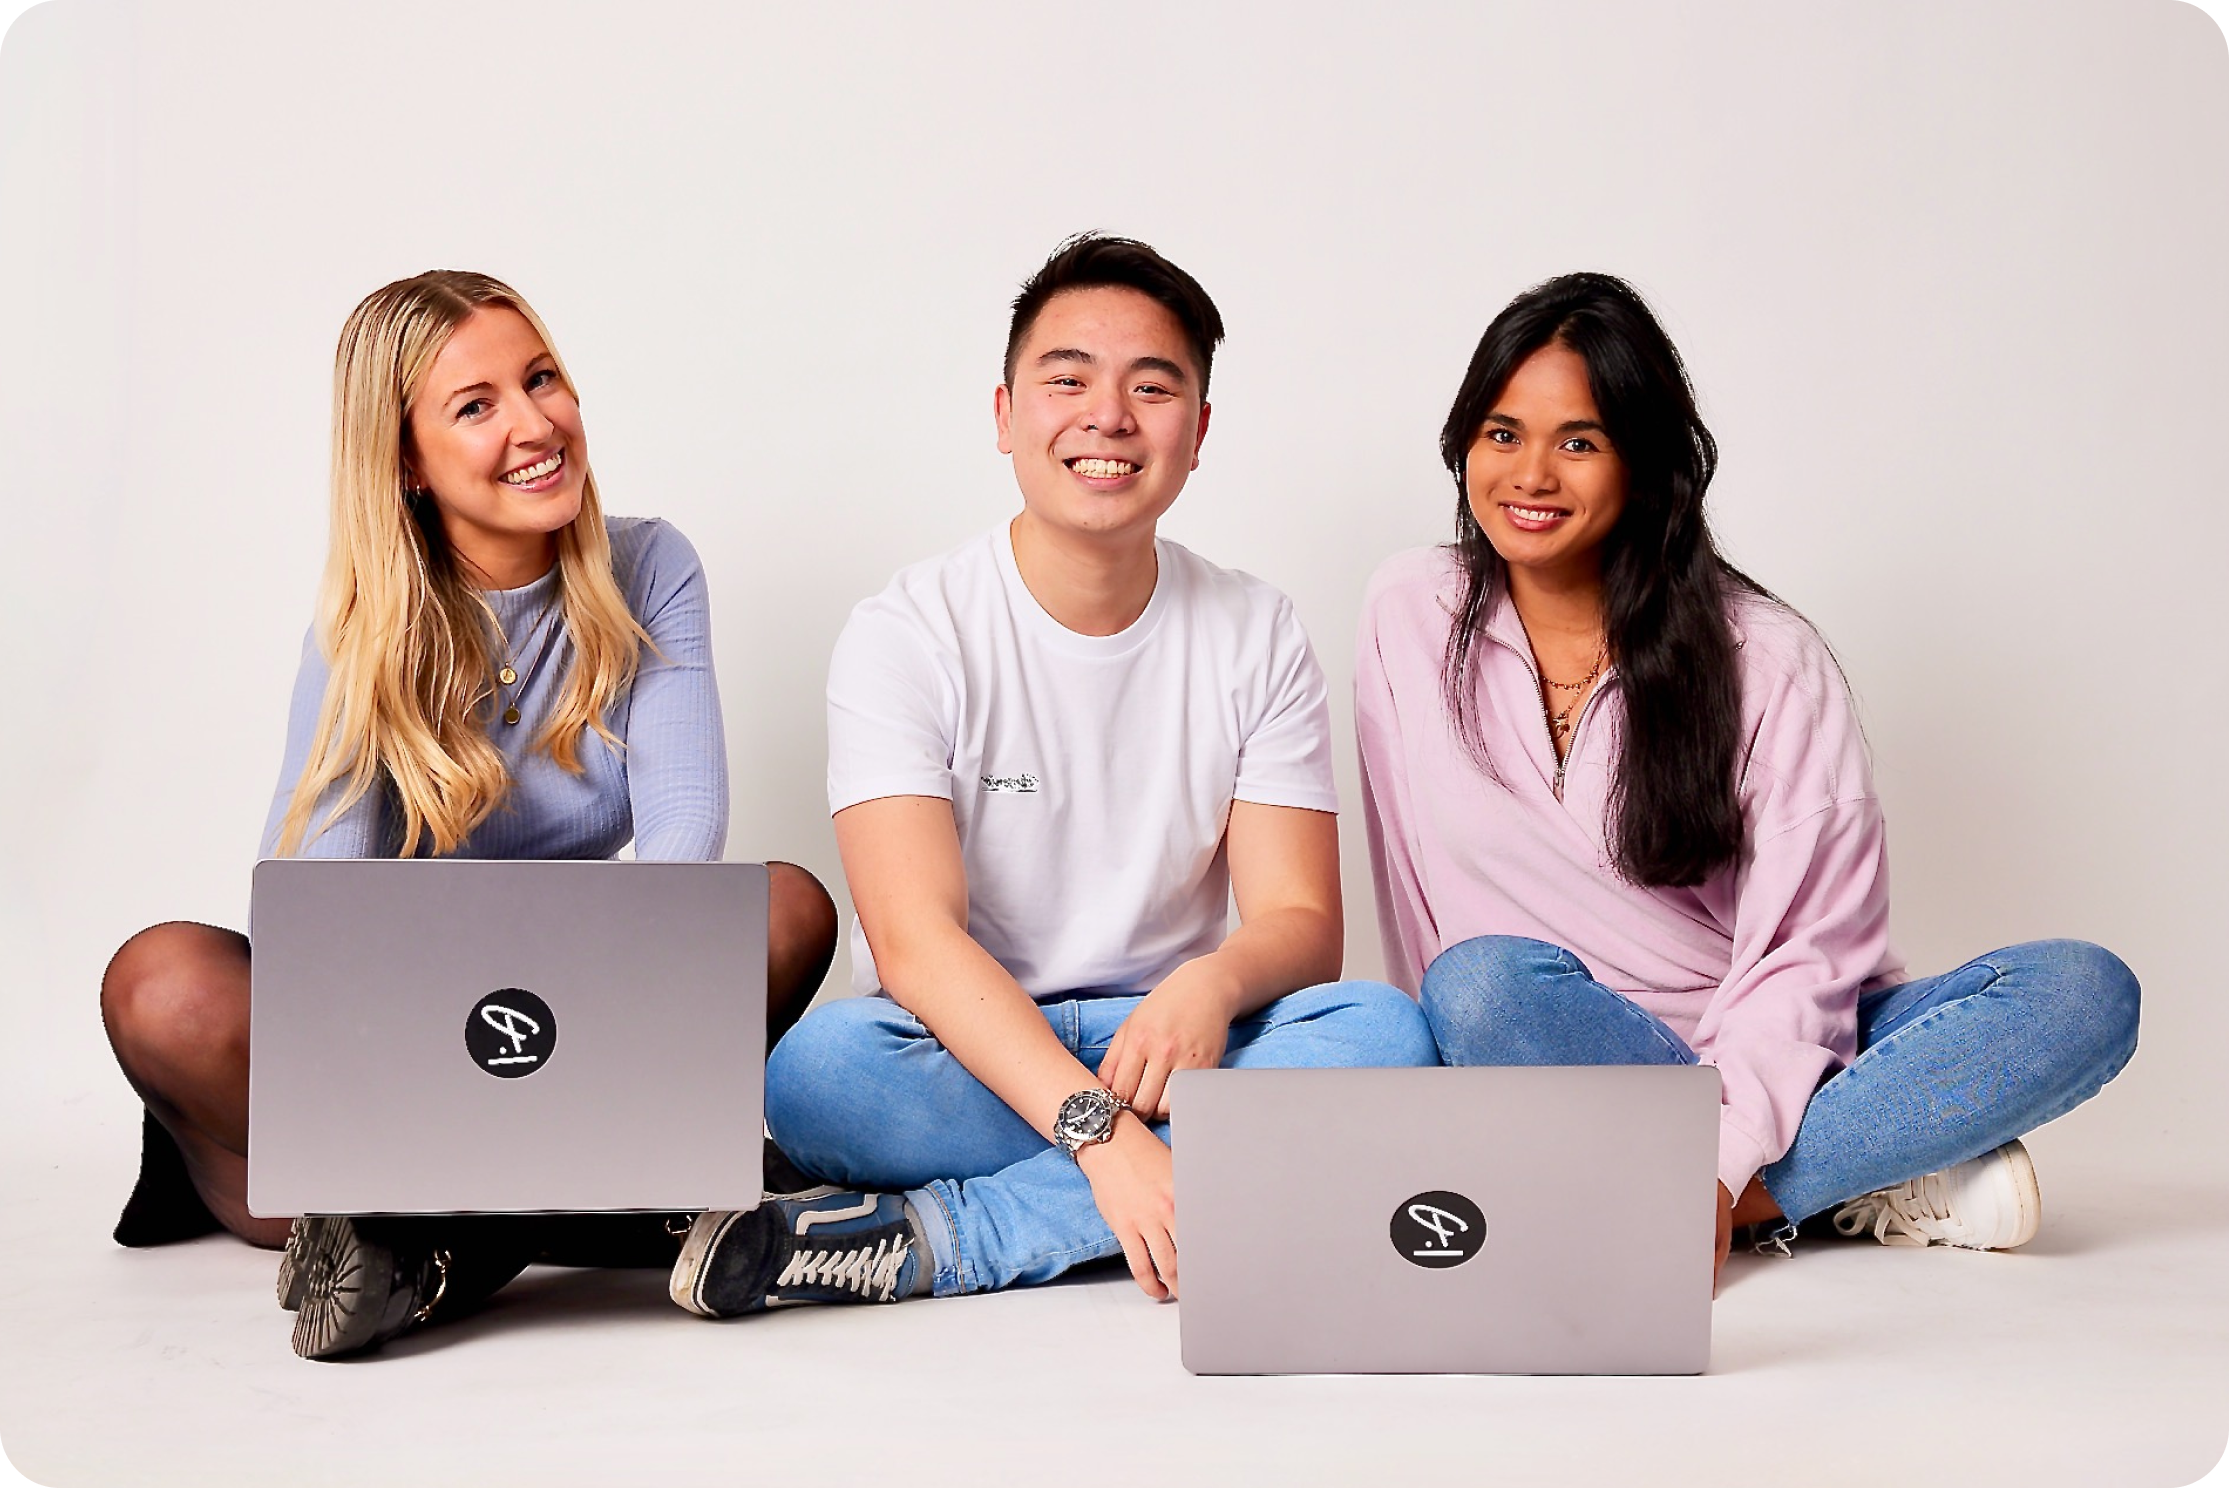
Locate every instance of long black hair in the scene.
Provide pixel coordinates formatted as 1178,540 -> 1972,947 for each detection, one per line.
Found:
1440,272 -> 1767,888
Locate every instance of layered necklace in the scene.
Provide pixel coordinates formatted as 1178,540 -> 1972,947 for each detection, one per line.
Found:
493,596 -> 563,727
1539,641 -> 1608,752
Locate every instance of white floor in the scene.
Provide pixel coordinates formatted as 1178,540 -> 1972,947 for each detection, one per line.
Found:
3,1108 -> 2225,1488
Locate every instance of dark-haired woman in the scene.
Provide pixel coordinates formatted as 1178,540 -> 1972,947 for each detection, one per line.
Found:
1356,272 -> 2138,1284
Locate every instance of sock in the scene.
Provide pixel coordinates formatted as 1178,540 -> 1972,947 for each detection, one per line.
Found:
900,1200 -> 933,1297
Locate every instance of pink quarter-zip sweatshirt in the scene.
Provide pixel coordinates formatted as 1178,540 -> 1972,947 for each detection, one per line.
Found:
1356,547 -> 1903,1201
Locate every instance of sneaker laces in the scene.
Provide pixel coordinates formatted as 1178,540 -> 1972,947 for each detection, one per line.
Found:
1832,1172 -> 1953,1246
1749,1221 -> 1798,1259
776,1234 -> 912,1302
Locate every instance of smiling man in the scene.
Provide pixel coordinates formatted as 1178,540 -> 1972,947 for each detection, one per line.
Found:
667,233 -> 1434,1318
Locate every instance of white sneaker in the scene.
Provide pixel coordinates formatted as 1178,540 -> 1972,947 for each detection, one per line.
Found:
1830,1139 -> 2042,1250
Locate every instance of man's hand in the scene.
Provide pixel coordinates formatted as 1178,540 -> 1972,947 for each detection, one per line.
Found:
1075,1115 -> 1179,1299
1101,960 -> 1241,1119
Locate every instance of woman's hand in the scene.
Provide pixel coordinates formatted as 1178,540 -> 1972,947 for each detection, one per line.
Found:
1075,1115 -> 1180,1299
1100,962 -> 1240,1119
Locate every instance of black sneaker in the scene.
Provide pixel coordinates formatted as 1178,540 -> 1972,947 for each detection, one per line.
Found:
669,1191 -> 920,1318
286,1216 -> 449,1360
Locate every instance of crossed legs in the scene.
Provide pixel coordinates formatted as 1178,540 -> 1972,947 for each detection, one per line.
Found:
767,980 -> 1437,1296
1419,935 -> 2141,1226
98,861 -> 841,1249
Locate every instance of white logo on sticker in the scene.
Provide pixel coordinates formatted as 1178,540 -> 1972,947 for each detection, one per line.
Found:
1407,1202 -> 1469,1257
481,1003 -> 542,1066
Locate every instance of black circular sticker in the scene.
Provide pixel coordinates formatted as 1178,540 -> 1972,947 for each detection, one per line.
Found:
1390,1190 -> 1487,1268
465,988 -> 556,1078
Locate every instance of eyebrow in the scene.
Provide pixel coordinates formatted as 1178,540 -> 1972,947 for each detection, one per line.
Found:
1034,348 -> 1191,386
1483,411 -> 1609,437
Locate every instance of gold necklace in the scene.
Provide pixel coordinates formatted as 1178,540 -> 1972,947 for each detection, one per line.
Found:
494,597 -> 562,727
1540,644 -> 1607,746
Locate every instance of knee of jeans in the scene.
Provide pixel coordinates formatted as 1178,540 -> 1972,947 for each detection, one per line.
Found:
765,995 -> 914,1138
1318,979 -> 1440,1067
1423,935 -> 1574,998
2067,940 -> 2141,1076
2000,939 -> 2141,1082
1419,936 -> 1570,1061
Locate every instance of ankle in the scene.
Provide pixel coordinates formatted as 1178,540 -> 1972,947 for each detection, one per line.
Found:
1729,1178 -> 1784,1230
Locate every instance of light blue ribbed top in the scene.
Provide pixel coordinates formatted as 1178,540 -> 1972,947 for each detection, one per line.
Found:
258,517 -> 727,863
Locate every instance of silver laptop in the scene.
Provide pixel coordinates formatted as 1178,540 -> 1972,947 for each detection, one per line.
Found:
1170,1065 -> 1720,1375
247,859 -> 766,1218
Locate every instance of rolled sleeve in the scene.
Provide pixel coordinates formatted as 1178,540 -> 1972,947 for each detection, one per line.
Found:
1232,597 -> 1339,815
825,601 -> 959,815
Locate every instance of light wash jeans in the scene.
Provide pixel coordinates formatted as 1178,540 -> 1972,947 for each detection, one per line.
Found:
765,981 -> 1438,1297
1419,936 -> 2140,1225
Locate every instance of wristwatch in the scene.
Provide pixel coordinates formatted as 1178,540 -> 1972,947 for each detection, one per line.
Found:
1053,1087 -> 1129,1159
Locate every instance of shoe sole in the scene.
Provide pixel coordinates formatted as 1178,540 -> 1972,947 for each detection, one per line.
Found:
669,1209 -> 754,1318
1986,1139 -> 2042,1250
289,1217 -> 399,1360
669,1186 -> 840,1317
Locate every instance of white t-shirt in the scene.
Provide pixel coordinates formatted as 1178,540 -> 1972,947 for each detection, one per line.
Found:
827,525 -> 1339,1000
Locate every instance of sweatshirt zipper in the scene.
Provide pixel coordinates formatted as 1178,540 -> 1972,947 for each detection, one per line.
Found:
1553,688 -> 1608,802
1516,651 -> 1607,803
1482,627 -> 1608,803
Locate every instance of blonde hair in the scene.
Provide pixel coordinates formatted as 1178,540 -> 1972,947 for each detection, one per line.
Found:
276,270 -> 650,857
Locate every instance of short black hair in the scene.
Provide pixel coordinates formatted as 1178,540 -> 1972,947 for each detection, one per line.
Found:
1003,233 -> 1226,396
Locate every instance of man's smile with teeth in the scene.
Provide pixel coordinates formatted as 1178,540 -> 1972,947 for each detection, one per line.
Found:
1069,457 -> 1140,479
503,450 -> 565,485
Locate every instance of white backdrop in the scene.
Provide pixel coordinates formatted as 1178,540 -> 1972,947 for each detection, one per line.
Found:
3,0 -> 2225,1184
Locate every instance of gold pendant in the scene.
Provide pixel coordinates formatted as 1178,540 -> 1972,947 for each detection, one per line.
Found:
498,665 -> 517,686
503,706 -> 522,726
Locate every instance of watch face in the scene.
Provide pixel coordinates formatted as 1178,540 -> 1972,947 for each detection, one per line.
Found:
1057,1089 -> 1116,1147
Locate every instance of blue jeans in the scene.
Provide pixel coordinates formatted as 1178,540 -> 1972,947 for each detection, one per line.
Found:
766,981 -> 1437,1296
1418,937 -> 2139,1225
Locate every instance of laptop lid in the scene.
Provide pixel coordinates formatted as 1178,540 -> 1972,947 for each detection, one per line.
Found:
1170,1065 -> 1720,1375
247,859 -> 766,1217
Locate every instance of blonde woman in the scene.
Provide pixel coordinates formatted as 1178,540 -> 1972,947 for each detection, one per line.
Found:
98,270 -> 838,1358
